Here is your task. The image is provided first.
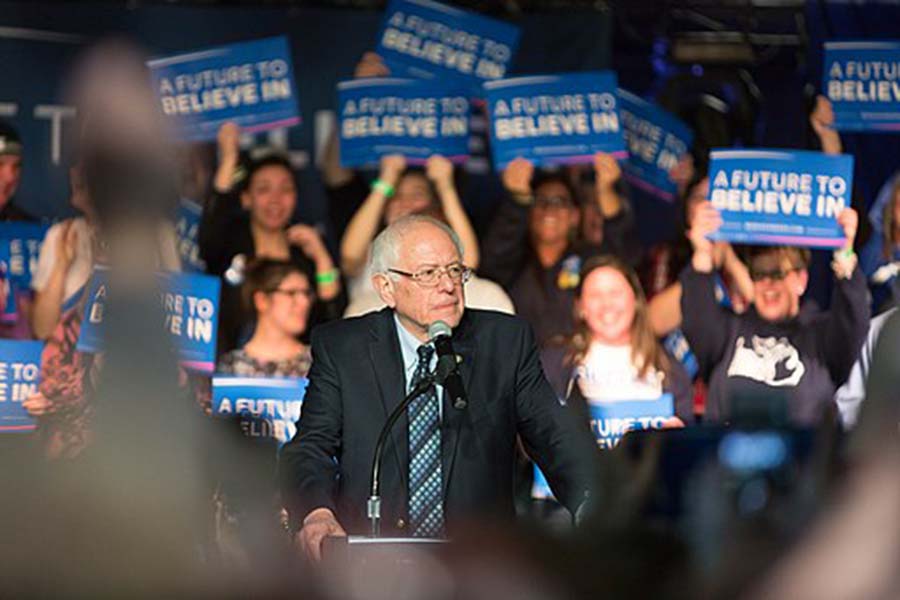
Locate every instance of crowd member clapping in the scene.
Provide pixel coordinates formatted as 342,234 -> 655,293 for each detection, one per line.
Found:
30,166 -> 97,340
681,201 -> 868,426
199,123 -> 344,355
480,153 -> 638,347
545,255 -> 693,424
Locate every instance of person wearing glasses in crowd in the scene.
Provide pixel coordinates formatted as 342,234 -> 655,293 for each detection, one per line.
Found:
480,152 -> 639,351
212,259 -> 315,566
680,200 -> 868,426
199,122 -> 345,356
280,215 -> 596,561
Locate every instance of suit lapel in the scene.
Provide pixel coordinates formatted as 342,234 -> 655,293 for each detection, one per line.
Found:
368,309 -> 409,490
441,312 -> 479,500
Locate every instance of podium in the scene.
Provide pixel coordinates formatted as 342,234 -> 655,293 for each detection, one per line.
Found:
323,535 -> 448,565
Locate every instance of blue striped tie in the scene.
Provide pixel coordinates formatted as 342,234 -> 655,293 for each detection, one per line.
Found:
407,344 -> 444,538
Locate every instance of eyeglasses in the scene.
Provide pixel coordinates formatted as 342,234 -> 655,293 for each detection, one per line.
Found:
749,268 -> 799,282
269,287 -> 315,301
388,263 -> 472,287
534,194 -> 573,209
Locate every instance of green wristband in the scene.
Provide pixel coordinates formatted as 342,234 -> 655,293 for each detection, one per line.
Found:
316,268 -> 339,285
372,179 -> 395,198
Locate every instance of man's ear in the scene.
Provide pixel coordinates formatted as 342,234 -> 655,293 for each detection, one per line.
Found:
372,273 -> 397,308
253,290 -> 269,314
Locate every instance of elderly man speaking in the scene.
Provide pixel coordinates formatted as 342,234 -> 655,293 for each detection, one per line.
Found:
280,215 -> 596,561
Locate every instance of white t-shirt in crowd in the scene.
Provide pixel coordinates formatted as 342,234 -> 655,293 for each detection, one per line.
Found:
31,217 -> 94,304
576,342 -> 665,402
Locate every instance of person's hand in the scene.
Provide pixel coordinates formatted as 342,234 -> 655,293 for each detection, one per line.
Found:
687,201 -> 723,272
661,417 -> 685,429
425,154 -> 454,193
294,508 -> 347,562
502,157 -> 534,197
286,224 -> 329,263
379,154 -> 406,188
354,52 -> 389,79
593,152 -> 621,190
810,95 -> 842,155
24,392 -> 52,417
836,206 -> 858,249
217,122 -> 241,163
56,220 -> 79,271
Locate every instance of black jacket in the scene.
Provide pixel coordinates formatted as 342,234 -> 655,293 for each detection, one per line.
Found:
279,307 -> 597,535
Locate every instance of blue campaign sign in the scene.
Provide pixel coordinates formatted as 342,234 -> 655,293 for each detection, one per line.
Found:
376,0 -> 520,93
212,375 -> 307,446
0,222 -> 49,289
337,78 -> 471,166
618,88 -> 694,202
77,267 -> 221,373
147,36 -> 301,142
0,340 -> 43,433
484,72 -> 627,169
175,199 -> 206,273
707,149 -> 853,248
588,394 -> 674,450
823,41 -> 900,132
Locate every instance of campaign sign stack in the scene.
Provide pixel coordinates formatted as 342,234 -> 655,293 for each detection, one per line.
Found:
618,89 -> 694,202
212,376 -> 307,446
77,267 -> 221,373
484,72 -> 627,169
175,199 -> 206,273
823,41 -> 900,132
0,340 -> 43,433
376,0 -> 520,92
533,394 -> 674,500
337,78 -> 471,166
148,36 -> 301,142
707,149 -> 853,248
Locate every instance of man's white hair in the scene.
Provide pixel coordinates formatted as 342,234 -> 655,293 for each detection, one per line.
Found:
370,215 -> 464,276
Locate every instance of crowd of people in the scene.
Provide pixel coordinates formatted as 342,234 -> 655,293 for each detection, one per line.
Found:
0,41 -> 898,590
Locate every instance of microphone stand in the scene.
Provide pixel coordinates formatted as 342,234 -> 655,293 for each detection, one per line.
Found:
367,373 -> 436,538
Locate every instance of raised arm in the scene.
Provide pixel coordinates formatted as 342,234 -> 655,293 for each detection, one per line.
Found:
426,155 -> 479,268
479,158 -> 534,288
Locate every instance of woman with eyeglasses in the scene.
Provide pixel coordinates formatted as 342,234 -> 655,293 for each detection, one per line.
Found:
480,153 -> 640,351
217,259 -> 314,378
211,259 -> 314,564
680,201 -> 869,426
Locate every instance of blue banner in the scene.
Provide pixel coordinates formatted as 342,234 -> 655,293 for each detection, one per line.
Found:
77,267 -> 221,373
618,89 -> 694,202
706,149 -> 853,248
376,0 -> 520,93
175,199 -> 206,273
0,340 -> 43,433
484,72 -> 626,169
337,78 -> 471,166
823,41 -> 900,132
147,36 -> 301,142
532,393 -> 674,499
0,222 -> 49,289
212,375 -> 307,445
588,394 -> 674,450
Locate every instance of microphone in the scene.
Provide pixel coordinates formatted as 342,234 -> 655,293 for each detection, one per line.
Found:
428,321 -> 467,410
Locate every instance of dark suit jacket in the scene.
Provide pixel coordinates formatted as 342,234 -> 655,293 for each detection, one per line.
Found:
279,307 -> 597,536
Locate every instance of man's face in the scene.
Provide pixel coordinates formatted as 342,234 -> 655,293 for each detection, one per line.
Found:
0,154 -> 22,207
374,222 -> 466,340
